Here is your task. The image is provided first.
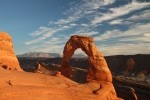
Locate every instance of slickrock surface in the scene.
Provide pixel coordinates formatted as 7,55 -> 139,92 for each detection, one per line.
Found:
0,67 -> 122,100
0,35 -> 123,100
0,32 -> 22,71
61,35 -> 119,100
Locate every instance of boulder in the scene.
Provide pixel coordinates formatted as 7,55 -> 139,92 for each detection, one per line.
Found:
34,62 -> 52,75
0,32 -> 22,71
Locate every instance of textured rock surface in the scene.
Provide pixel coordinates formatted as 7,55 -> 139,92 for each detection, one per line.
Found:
34,62 -> 52,75
0,67 -> 123,100
0,32 -> 22,71
61,35 -> 112,82
61,35 -> 119,99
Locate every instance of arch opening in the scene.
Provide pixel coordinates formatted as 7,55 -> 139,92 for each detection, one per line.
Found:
69,48 -> 88,83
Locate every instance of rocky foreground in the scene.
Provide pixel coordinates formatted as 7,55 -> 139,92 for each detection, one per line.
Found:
0,67 -> 123,100
0,33 -> 122,100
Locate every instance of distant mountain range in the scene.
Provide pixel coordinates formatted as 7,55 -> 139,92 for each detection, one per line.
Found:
17,52 -> 87,58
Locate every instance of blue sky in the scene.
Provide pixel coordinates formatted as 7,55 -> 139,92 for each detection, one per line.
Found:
0,0 -> 150,56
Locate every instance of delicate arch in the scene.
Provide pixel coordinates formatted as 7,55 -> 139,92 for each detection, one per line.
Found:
60,35 -> 112,83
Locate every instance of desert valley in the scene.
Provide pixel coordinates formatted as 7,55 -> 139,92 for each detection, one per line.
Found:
1,0 -> 150,100
0,32 -> 150,100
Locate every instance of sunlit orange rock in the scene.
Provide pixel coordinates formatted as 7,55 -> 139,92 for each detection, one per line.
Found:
61,35 -> 112,82
0,32 -> 22,71
61,35 -> 119,100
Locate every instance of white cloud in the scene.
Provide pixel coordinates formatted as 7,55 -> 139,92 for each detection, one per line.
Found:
82,0 -> 115,10
25,31 -> 56,45
25,0 -> 150,55
63,25 -> 70,29
95,23 -> 150,42
29,37 -> 67,53
109,9 -> 150,25
50,0 -> 115,26
30,26 -> 53,36
26,0 -> 116,46
119,35 -> 150,42
91,1 -> 150,25
33,44 -> 65,53
53,16 -> 78,25
103,0 -> 115,5
43,37 -> 67,45
95,23 -> 150,56
95,30 -> 121,41
78,31 -> 99,36
99,43 -> 150,56
109,19 -> 123,25
128,9 -> 150,21
81,24 -> 88,27
26,24 -> 73,45
70,23 -> 77,27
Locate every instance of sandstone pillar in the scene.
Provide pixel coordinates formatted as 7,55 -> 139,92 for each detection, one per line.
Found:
0,32 -> 22,71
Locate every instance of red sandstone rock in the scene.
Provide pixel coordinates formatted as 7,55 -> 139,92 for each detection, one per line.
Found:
34,62 -> 52,75
0,67 -> 123,100
61,35 -> 112,82
0,32 -> 22,71
60,35 -> 119,99
55,71 -> 62,77
125,58 -> 136,73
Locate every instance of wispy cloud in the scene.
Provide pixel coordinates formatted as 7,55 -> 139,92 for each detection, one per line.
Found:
91,1 -> 150,25
26,0 -> 116,46
77,31 -> 99,36
128,9 -> 150,21
25,0 -> 150,55
29,37 -> 67,53
50,0 -> 116,26
30,26 -> 53,36
25,24 -> 72,45
100,43 -> 150,56
95,23 -> 150,56
26,31 -> 56,45
95,23 -> 150,41
109,19 -> 123,25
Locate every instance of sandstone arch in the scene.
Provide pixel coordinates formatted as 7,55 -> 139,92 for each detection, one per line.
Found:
61,35 -> 112,83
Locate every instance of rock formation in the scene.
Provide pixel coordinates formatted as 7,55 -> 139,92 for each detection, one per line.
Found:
34,62 -> 52,75
0,66 -> 123,100
0,32 -> 22,71
125,58 -> 136,73
61,35 -> 118,99
115,85 -> 138,100
61,35 -> 112,82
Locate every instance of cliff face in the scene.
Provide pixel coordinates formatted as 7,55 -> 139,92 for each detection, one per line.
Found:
105,55 -> 150,75
0,32 -> 22,71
